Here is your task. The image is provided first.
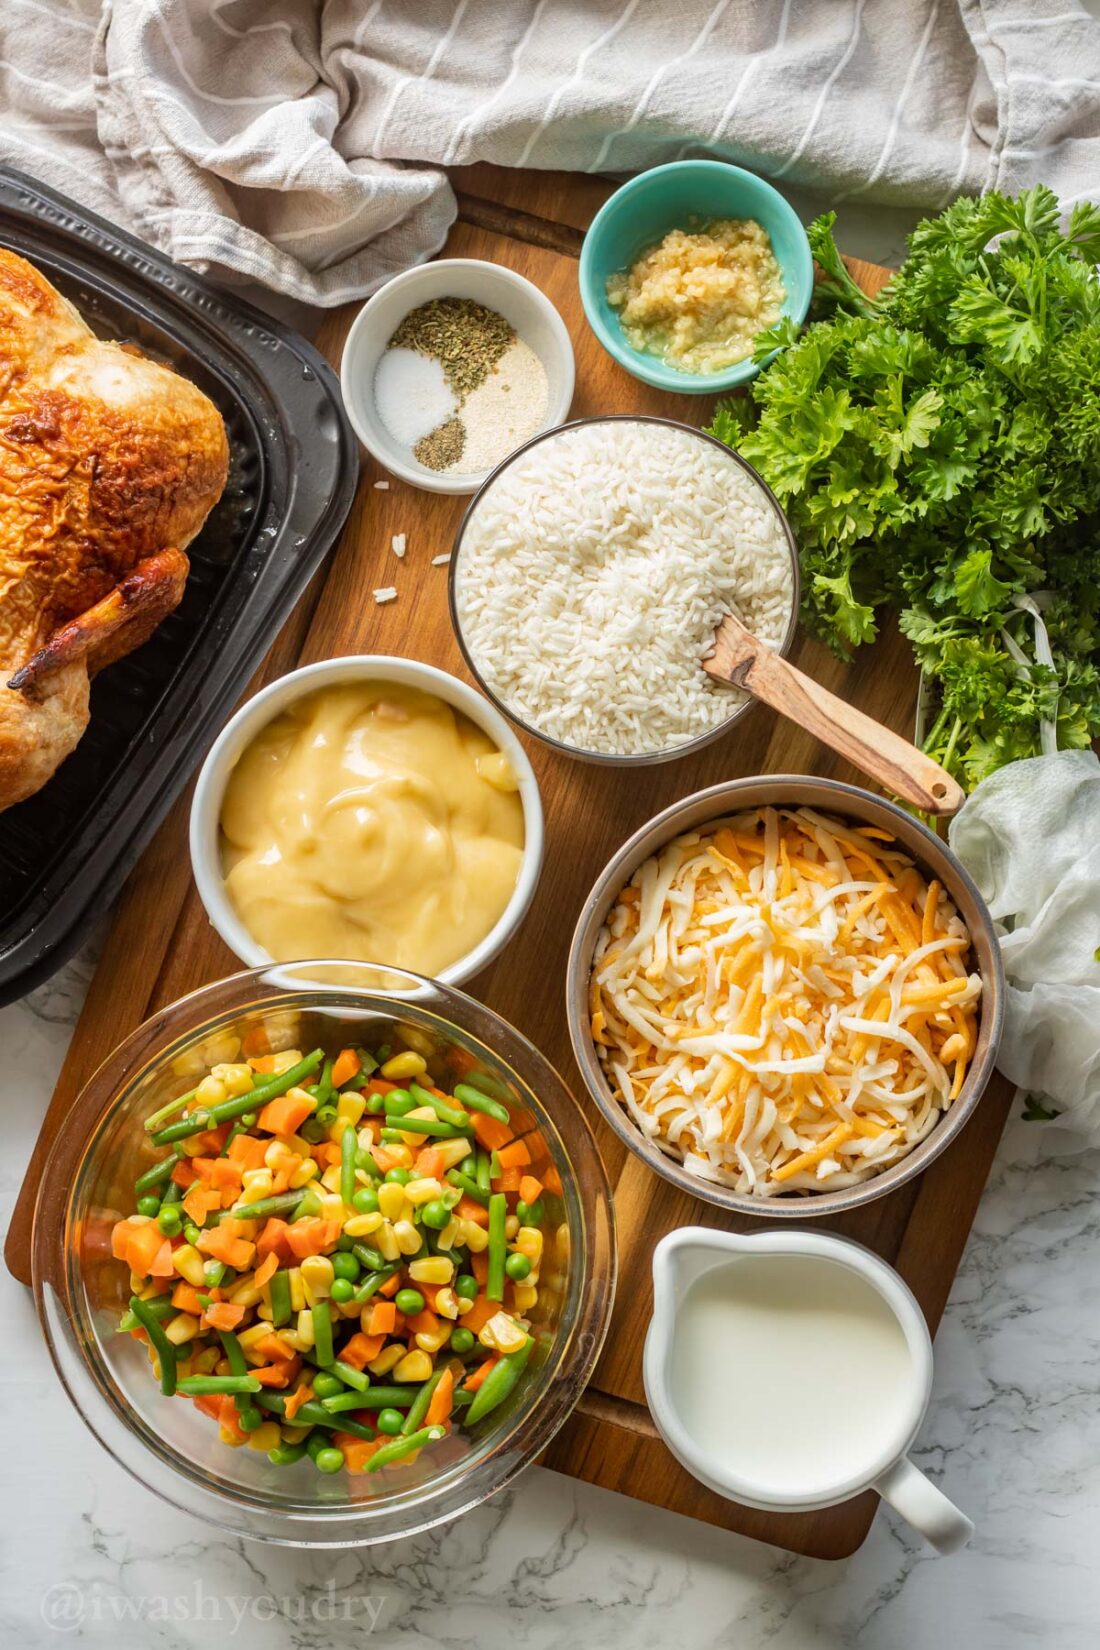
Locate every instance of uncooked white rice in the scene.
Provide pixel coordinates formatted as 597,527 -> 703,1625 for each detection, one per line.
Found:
453,419 -> 794,756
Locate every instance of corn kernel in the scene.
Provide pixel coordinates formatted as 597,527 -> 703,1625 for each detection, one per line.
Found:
238,1322 -> 271,1352
229,1281 -> 263,1308
288,1159 -> 318,1190
200,1031 -> 243,1067
320,1165 -> 342,1194
408,1256 -> 454,1285
262,1047 -> 303,1073
380,1050 -> 427,1081
288,1266 -> 305,1312
277,1132 -> 312,1158
392,1348 -> 432,1383
256,1301 -> 274,1322
212,1062 -> 255,1097
214,1357 -> 232,1377
377,1182 -> 409,1223
295,1308 -> 315,1349
478,1311 -> 528,1354
512,1283 -> 539,1312
240,1169 -> 274,1202
343,1211 -> 383,1238
405,1177 -> 444,1206
316,1192 -> 345,1221
434,1138 -> 476,1171
461,1220 -> 489,1254
164,1312 -> 201,1345
455,1295 -> 474,1316
281,1423 -> 311,1445
415,1327 -> 451,1353
367,1343 -> 405,1376
219,1426 -> 246,1447
393,1219 -> 422,1256
515,1227 -> 543,1263
172,1244 -> 206,1286
336,1092 -> 366,1127
375,1221 -> 400,1262
247,1422 -> 282,1452
192,1345 -> 221,1374
385,1142 -> 414,1169
504,1215 -> 519,1239
195,1074 -> 227,1108
434,1286 -> 459,1320
438,1218 -> 460,1253
300,1255 -> 334,1297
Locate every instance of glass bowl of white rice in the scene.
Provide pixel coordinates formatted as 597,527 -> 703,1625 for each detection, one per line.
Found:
448,416 -> 799,765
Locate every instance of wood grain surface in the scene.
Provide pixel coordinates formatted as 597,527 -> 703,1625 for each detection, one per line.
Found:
7,163 -> 1013,1559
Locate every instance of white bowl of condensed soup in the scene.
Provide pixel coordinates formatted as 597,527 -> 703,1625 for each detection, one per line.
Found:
190,656 -> 544,987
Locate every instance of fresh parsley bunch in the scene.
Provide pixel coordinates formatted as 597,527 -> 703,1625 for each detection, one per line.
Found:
707,186 -> 1100,788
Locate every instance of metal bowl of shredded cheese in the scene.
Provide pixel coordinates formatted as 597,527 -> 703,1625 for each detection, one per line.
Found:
567,776 -> 1003,1216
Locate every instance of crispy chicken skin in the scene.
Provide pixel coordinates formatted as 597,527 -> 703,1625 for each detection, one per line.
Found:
0,248 -> 228,810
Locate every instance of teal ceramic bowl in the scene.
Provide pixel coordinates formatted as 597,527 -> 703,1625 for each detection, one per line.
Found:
579,160 -> 813,394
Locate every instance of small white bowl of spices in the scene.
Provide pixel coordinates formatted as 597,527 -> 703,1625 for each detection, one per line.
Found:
340,258 -> 575,495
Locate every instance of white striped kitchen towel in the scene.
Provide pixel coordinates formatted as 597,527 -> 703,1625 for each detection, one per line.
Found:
0,0 -> 1098,305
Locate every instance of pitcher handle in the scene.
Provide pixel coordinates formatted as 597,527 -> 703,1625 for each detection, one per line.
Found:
873,1456 -> 974,1554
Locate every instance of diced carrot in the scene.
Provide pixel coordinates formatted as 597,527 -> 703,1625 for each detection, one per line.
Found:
340,1331 -> 385,1370
519,1175 -> 544,1206
456,1195 -> 489,1227
202,1301 -> 245,1332
313,1141 -> 341,1168
211,1159 -> 243,1193
253,1252 -> 279,1290
251,1360 -> 297,1388
378,1272 -> 401,1298
542,1164 -> 563,1196
197,1226 -> 256,1270
414,1145 -> 447,1180
367,1301 -> 396,1336
335,1436 -> 379,1473
405,1307 -> 439,1338
191,1393 -> 224,1423
283,1383 -> 314,1422
464,1355 -> 498,1393
471,1113 -> 513,1153
227,1133 -> 268,1171
256,1218 -> 294,1264
497,1139 -> 531,1171
256,1091 -> 316,1136
470,1251 -> 489,1286
148,1238 -> 178,1279
331,1048 -> 360,1088
426,1366 -> 454,1427
285,1218 -> 339,1261
171,1282 -> 205,1315
498,1166 -> 523,1195
364,1077 -> 397,1097
460,1294 -> 497,1333
170,1158 -> 199,1189
218,1396 -> 247,1440
188,1156 -> 219,1183
370,1143 -> 402,1173
181,1184 -> 221,1226
111,1219 -> 135,1261
190,1124 -> 231,1156
253,1332 -> 296,1363
241,1025 -> 272,1060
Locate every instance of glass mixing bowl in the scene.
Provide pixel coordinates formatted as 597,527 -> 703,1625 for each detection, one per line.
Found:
32,962 -> 615,1546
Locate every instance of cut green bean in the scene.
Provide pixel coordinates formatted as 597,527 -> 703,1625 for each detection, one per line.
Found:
486,1192 -> 507,1302
290,1186 -> 323,1223
143,1086 -> 199,1133
353,1263 -> 399,1304
268,1438 -> 310,1465
320,1390 -> 372,1414
381,1112 -> 466,1139
400,1366 -> 444,1436
339,1121 -> 357,1208
129,1296 -> 177,1396
312,1299 -> 334,1367
408,1082 -> 469,1129
455,1084 -> 512,1126
310,1056 -> 335,1107
161,1179 -> 184,1208
225,1191 -> 306,1224
216,1329 -> 259,1423
345,1385 -> 420,1409
465,1336 -> 533,1425
134,1153 -> 180,1197
150,1050 -> 324,1145
366,1424 -> 445,1472
330,1359 -> 369,1392
117,1297 -> 175,1332
445,1170 -> 488,1206
269,1269 -> 292,1327
475,1149 -> 492,1195
352,1242 -> 387,1274
177,1374 -> 261,1396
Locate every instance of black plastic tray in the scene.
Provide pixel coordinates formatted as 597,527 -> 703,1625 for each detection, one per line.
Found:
0,168 -> 359,1005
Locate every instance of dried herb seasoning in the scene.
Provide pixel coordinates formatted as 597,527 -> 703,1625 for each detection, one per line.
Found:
389,298 -> 515,400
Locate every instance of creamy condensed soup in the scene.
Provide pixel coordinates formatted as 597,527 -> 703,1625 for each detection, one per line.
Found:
219,682 -> 525,976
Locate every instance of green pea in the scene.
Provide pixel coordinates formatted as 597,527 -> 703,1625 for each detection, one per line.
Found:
335,1233 -> 356,1252
384,1090 -> 416,1117
316,1105 -> 337,1127
455,1274 -> 479,1301
311,1372 -> 344,1399
395,1288 -> 424,1316
237,1405 -> 264,1433
313,1447 -> 344,1474
157,1205 -> 182,1236
330,1278 -> 354,1304
183,1223 -> 202,1246
375,1408 -> 404,1435
450,1327 -> 475,1355
515,1199 -> 543,1225
352,1188 -> 379,1215
505,1252 -> 532,1281
239,1113 -> 257,1128
420,1199 -> 450,1230
384,1167 -> 411,1185
332,1251 -> 361,1281
136,1195 -> 161,1218
366,1094 -> 386,1114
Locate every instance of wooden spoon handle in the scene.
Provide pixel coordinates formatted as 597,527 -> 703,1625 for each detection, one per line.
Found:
715,640 -> 966,817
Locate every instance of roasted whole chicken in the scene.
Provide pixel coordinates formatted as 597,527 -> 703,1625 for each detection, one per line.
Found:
0,249 -> 228,811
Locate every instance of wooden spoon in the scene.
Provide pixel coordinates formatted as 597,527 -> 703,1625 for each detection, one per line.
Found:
705,613 -> 966,817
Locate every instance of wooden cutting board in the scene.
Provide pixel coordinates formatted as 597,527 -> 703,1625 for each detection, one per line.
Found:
6,163 -> 1013,1559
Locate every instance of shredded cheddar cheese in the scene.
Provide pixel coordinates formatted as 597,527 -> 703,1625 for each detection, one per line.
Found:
589,807 -> 981,1196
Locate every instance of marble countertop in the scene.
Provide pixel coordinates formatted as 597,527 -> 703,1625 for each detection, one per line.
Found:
4,195 -> 1100,1648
